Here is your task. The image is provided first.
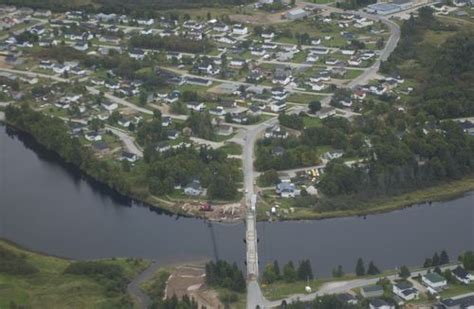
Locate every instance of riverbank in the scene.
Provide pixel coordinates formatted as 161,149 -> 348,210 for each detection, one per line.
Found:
0,239 -> 150,308
2,110 -> 473,224
257,177 -> 474,221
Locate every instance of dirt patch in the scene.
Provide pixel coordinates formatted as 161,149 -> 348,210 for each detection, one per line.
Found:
166,264 -> 223,309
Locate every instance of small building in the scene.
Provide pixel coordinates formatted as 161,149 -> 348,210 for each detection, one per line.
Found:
232,24 -> 248,35
102,101 -> 118,111
286,8 -> 308,20
269,100 -> 287,113
336,293 -> 358,305
84,131 -> 102,142
186,101 -> 206,112
166,129 -> 180,140
361,285 -> 384,298
216,124 -> 233,136
121,151 -> 138,163
422,273 -> 447,290
369,299 -> 394,309
184,180 -> 203,196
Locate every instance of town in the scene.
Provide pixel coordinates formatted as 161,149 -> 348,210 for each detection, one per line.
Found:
0,0 -> 473,307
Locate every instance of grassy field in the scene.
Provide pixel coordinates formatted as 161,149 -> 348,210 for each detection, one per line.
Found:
0,240 -> 150,308
220,142 -> 243,155
257,176 -> 474,221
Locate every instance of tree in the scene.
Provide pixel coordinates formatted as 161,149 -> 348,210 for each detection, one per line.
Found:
283,261 -> 297,283
440,250 -> 449,265
297,259 -> 313,281
332,265 -> 344,278
308,101 -> 322,114
355,258 -> 365,276
367,261 -> 380,275
423,258 -> 432,268
262,263 -> 279,284
139,90 -> 148,106
461,251 -> 474,270
273,260 -> 281,279
399,265 -> 411,279
432,252 -> 440,266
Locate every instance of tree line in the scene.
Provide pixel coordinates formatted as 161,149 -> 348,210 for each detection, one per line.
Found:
262,259 -> 313,284
205,260 -> 246,293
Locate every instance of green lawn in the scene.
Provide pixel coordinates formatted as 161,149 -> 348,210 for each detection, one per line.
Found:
440,282 -> 474,298
220,142 -> 243,156
303,116 -> 323,128
0,240 -> 150,308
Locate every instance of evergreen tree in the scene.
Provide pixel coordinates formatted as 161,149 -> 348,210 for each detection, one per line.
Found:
399,265 -> 411,279
297,259 -> 313,281
283,261 -> 297,283
367,261 -> 380,275
432,252 -> 440,266
440,250 -> 449,265
273,260 -> 281,279
332,265 -> 344,278
355,258 -> 365,276
423,258 -> 432,268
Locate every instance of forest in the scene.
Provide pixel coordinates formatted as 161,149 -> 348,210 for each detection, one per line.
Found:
381,7 -> 474,119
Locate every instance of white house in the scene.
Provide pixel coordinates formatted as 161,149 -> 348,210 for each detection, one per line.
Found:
269,100 -> 287,113
452,266 -> 474,284
102,101 -> 118,111
232,24 -> 248,35
422,273 -> 447,290
184,180 -> 202,196
85,131 -> 102,142
393,282 -> 418,301
186,101 -> 205,112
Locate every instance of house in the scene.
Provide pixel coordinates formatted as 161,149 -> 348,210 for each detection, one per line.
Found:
166,129 -> 180,140
251,48 -> 266,57
184,180 -> 203,196
53,63 -> 69,74
276,181 -> 299,198
217,35 -> 237,45
156,142 -> 171,153
216,124 -> 233,136
186,101 -> 205,112
459,121 -> 474,136
232,24 -> 248,35
121,151 -> 138,163
213,22 -> 229,32
230,58 -> 246,68
166,52 -> 182,61
318,106 -> 336,119
102,101 -> 118,111
369,299 -> 394,309
165,90 -> 180,103
92,141 -> 109,154
310,47 -> 329,55
272,69 -> 292,85
452,266 -> 474,284
393,281 -> 418,301
310,82 -> 326,92
73,41 -> 88,51
269,100 -> 287,113
162,116 -> 172,127
324,150 -> 344,160
336,293 -> 358,305
210,106 -> 226,116
85,131 -> 102,142
422,273 -> 447,290
261,31 -> 275,40
186,77 -> 212,86
118,117 -> 131,128
440,295 -> 474,309
128,49 -> 146,60
286,8 -> 308,20
361,285 -> 384,298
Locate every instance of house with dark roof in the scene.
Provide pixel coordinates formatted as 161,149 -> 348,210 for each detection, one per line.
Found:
369,298 -> 394,309
361,285 -> 384,298
393,281 -> 418,301
452,266 -> 474,284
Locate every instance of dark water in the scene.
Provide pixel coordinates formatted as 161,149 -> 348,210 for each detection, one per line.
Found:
1,124 -> 473,276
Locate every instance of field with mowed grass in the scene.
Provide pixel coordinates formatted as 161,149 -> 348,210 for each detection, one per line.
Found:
0,240 -> 150,308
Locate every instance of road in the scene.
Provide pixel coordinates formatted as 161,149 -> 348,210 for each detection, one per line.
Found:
127,260 -> 162,309
106,125 -> 143,157
259,264 -> 461,308
243,3 -> 401,308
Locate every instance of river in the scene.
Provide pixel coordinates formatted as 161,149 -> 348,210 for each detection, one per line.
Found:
0,124 -> 473,276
